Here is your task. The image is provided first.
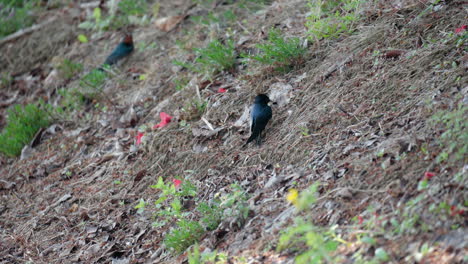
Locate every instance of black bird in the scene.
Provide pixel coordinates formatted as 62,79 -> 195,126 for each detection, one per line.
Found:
244,94 -> 272,146
100,34 -> 134,69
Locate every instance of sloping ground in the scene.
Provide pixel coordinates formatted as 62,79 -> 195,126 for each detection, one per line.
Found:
0,0 -> 466,263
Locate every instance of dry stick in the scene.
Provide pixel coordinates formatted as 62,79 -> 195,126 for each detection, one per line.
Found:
201,117 -> 215,131
79,1 -> 100,9
315,54 -> 354,84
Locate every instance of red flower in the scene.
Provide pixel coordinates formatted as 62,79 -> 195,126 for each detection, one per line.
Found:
136,132 -> 144,145
153,112 -> 173,129
423,172 -> 435,180
358,215 -> 364,225
217,88 -> 227,93
173,179 -> 182,188
455,25 -> 467,34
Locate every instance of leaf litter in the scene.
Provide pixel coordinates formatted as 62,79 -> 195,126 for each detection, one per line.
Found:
0,0 -> 466,263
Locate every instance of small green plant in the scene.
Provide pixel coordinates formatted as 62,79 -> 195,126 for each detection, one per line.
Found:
173,76 -> 189,91
79,69 -> 107,98
57,59 -> 83,80
300,127 -> 310,137
135,198 -> 147,214
164,219 -> 205,254
220,184 -> 250,224
195,39 -> 236,73
118,0 -> 147,16
79,0 -> 148,31
0,73 -> 13,89
0,1 -> 39,37
430,102 -> 467,164
113,0 -> 149,27
146,179 -> 250,255
245,29 -> 306,72
278,220 -> 340,264
78,7 -> 110,31
174,39 -> 236,79
181,99 -> 208,120
188,244 -> 228,264
197,201 -> 223,231
150,177 -> 197,226
194,100 -> 207,114
279,183 -> 341,263
305,0 -> 362,40
56,87 -> 86,113
0,103 -> 50,157
149,177 -> 201,253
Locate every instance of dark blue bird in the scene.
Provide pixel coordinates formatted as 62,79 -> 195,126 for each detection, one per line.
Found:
244,94 -> 272,146
102,34 -> 134,67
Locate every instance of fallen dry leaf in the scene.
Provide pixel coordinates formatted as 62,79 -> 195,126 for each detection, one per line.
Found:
383,50 -> 406,59
154,15 -> 185,32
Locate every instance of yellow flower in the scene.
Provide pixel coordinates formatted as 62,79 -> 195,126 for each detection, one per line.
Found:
286,188 -> 299,206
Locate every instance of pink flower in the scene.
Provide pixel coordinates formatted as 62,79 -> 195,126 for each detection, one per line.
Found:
173,179 -> 182,188
153,112 -> 173,129
423,172 -> 435,180
136,132 -> 144,145
455,25 -> 467,34
217,88 -> 227,93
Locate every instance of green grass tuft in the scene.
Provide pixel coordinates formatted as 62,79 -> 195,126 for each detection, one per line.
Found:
164,219 -> 205,254
305,0 -> 362,40
245,29 -> 306,72
0,103 -> 50,157
174,39 -> 236,79
0,1 -> 39,37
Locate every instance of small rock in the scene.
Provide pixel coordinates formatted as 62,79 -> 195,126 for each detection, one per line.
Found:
20,145 -> 34,160
119,105 -> 137,127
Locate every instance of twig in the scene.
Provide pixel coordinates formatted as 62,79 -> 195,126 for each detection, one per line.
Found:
316,55 -> 353,83
201,117 -> 215,131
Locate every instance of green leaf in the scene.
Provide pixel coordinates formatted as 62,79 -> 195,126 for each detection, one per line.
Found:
135,199 -> 146,210
93,7 -> 102,22
171,198 -> 182,213
152,3 -> 160,18
417,179 -> 428,190
375,248 -> 390,261
150,176 -> 165,189
154,196 -> 167,206
78,21 -> 94,29
361,236 -> 376,245
78,34 -> 88,43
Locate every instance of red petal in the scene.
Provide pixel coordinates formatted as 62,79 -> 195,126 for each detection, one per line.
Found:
455,25 -> 467,34
153,112 -> 173,129
136,132 -> 144,145
423,171 -> 435,180
358,216 -> 364,225
218,88 -> 227,93
173,179 -> 182,188
450,205 -> 464,216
